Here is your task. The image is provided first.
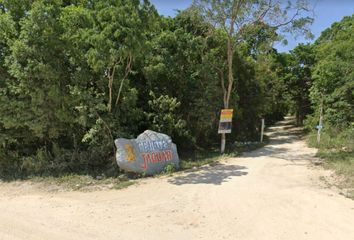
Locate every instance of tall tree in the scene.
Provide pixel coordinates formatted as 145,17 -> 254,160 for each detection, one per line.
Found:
143,10 -> 220,150
286,43 -> 315,125
311,15 -> 354,128
62,0 -> 157,112
193,0 -> 314,152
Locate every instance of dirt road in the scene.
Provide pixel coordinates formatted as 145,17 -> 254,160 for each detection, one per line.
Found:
1,118 -> 354,240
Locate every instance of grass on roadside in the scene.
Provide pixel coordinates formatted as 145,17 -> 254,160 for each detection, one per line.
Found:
180,139 -> 268,170
30,174 -> 134,192
24,139 -> 268,192
180,152 -> 232,170
308,127 -> 354,199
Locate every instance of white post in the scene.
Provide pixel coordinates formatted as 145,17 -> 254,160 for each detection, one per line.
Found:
260,118 -> 265,143
317,99 -> 323,145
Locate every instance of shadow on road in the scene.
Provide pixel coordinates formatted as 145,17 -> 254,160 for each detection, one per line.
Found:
244,146 -> 289,158
168,163 -> 248,185
266,121 -> 304,145
243,117 -> 318,164
168,117 -> 315,186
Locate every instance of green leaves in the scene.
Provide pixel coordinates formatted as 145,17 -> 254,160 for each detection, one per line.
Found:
283,43 -> 314,125
1,0 -> 347,178
0,13 -> 16,43
311,15 -> 354,127
146,91 -> 189,139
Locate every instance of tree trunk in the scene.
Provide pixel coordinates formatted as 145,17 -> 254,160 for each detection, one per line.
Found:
221,133 -> 226,154
226,36 -> 234,107
107,66 -> 116,113
107,74 -> 113,112
221,35 -> 234,154
115,53 -> 132,106
116,78 -> 125,106
220,0 -> 240,154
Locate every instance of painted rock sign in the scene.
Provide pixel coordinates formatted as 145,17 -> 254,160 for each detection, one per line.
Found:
115,130 -> 179,175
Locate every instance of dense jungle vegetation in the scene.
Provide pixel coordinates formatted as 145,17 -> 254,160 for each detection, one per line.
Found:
0,0 -> 352,179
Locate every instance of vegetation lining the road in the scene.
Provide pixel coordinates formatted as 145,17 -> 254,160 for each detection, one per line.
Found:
0,0 -> 310,179
0,1 -> 352,182
304,14 -> 354,200
308,127 -> 354,199
180,139 -> 268,170
28,174 -> 134,192
22,140 -> 267,191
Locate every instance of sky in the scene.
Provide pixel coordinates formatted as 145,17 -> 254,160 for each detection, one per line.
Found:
150,0 -> 354,52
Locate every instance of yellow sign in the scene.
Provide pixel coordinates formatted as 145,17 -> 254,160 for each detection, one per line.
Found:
124,144 -> 136,161
218,109 -> 233,134
220,109 -> 233,122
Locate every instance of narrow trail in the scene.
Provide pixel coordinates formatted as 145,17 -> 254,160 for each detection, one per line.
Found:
1,118 -> 354,240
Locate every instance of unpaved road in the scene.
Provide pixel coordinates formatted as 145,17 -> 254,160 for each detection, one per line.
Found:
1,119 -> 354,240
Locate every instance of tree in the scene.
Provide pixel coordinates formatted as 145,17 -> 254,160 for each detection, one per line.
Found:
62,0 -> 157,112
2,0 -> 71,142
143,10 -> 220,150
193,0 -> 314,152
0,0 -> 158,177
0,0 -> 320,178
59,0 -> 158,163
146,91 -> 189,141
286,43 -> 315,125
310,15 -> 354,128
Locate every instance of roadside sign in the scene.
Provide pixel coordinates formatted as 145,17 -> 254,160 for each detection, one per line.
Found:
218,109 -> 233,134
218,122 -> 232,134
219,109 -> 233,122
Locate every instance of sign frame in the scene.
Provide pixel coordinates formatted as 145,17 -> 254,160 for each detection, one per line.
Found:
218,109 -> 234,134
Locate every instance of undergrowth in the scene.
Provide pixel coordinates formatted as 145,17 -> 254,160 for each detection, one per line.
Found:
308,126 -> 354,199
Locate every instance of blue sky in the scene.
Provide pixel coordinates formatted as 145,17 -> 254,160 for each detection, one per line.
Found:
150,0 -> 354,52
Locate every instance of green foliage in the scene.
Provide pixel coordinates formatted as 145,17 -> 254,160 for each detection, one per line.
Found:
303,15 -> 354,199
193,0 -> 314,39
146,91 -> 190,140
308,126 -> 354,199
143,10 -> 222,149
3,0 -> 345,180
162,163 -> 177,175
308,125 -> 354,151
0,0 -> 156,178
284,43 -> 315,125
311,15 -> 354,128
30,174 -> 134,191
